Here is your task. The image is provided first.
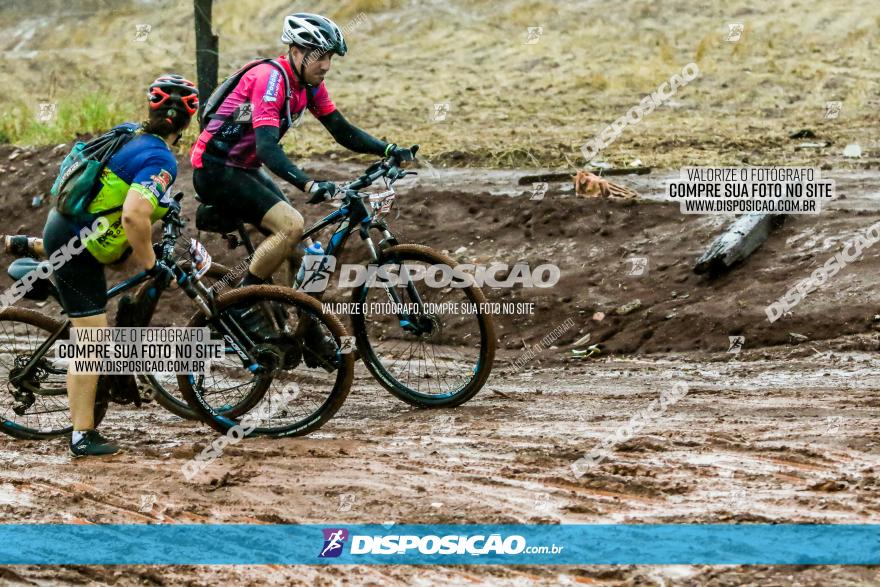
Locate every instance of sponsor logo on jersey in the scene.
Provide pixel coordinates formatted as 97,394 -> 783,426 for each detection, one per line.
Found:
148,169 -> 173,194
140,169 -> 172,200
263,70 -> 281,102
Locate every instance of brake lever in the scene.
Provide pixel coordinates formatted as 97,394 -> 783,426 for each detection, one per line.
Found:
365,160 -> 384,175
330,189 -> 356,205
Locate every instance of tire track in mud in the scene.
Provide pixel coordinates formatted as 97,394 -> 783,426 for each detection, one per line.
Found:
0,343 -> 877,582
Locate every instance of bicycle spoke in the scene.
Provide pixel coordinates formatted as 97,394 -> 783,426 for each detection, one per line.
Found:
0,314 -> 73,436
179,289 -> 351,437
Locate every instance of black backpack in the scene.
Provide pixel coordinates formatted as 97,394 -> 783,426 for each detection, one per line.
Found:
200,58 -> 318,132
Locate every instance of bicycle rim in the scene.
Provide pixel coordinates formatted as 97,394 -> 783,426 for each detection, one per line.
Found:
0,307 -> 107,439
351,244 -> 496,407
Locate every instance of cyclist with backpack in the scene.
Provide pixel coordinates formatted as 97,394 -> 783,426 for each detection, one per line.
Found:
190,12 -> 417,363
42,74 -> 199,456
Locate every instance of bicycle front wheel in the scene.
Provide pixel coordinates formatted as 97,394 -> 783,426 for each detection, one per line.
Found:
350,244 -> 496,408
132,261 -> 232,420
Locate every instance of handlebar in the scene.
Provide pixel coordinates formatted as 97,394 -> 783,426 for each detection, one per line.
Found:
347,159 -> 403,190
341,155 -> 417,201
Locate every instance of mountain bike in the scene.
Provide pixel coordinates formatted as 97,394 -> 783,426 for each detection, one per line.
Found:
2,233 -> 230,421
195,155 -> 496,407
0,194 -> 354,439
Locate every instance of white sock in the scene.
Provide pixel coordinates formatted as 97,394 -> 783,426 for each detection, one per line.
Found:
72,430 -> 87,444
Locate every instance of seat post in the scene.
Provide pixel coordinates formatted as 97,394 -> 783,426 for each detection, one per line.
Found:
238,224 -> 256,255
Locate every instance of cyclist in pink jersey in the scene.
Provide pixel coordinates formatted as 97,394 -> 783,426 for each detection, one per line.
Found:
191,13 -> 416,363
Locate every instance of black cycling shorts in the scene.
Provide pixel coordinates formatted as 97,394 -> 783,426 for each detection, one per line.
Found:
42,209 -> 108,318
192,164 -> 291,227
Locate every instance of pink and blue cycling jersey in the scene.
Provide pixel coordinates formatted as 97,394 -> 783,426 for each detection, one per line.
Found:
190,55 -> 336,169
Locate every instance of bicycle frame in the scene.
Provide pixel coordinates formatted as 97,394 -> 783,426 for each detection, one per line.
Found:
305,204 -> 428,330
227,164 -> 432,333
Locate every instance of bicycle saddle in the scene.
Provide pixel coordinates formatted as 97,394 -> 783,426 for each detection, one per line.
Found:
195,203 -> 240,234
7,258 -> 57,301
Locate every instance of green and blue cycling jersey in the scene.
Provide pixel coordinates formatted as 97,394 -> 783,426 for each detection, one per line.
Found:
83,122 -> 177,264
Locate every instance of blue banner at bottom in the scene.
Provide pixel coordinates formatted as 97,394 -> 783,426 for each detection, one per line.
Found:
1,524 -> 878,565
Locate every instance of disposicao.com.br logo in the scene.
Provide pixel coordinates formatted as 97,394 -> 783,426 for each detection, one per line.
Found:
318,528 -> 349,558
317,528 -> 563,558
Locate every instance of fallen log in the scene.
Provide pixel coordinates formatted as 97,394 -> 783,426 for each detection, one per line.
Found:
517,166 -> 651,185
694,213 -> 786,275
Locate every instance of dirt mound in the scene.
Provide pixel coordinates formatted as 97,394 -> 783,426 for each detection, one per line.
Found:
2,143 -> 879,358
2,144 -> 880,585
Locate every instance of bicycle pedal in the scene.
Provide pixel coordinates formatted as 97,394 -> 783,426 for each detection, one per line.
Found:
302,346 -> 338,373
137,381 -> 157,403
222,234 -> 240,249
102,375 -> 142,407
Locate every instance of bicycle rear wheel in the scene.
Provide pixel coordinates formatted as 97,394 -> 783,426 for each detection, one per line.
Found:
178,285 -> 354,437
350,244 -> 496,407
0,308 -> 108,440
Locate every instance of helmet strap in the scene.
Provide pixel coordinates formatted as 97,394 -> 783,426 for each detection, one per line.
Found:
288,46 -> 315,89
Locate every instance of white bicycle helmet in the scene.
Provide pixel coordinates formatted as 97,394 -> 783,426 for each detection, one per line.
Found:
281,13 -> 347,57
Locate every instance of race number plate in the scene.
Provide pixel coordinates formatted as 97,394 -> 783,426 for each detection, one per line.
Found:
369,192 -> 396,216
189,239 -> 212,279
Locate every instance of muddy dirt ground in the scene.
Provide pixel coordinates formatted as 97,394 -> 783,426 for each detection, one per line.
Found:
1,343 -> 879,585
0,145 -> 879,584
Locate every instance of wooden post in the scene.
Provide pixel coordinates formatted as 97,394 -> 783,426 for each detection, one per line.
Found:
194,0 -> 219,125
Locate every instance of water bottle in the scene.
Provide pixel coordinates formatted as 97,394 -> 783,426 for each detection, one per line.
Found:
295,240 -> 325,290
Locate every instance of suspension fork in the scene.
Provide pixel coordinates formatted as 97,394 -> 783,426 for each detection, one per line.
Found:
175,268 -> 264,372
360,224 -> 429,334
372,222 -> 427,311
